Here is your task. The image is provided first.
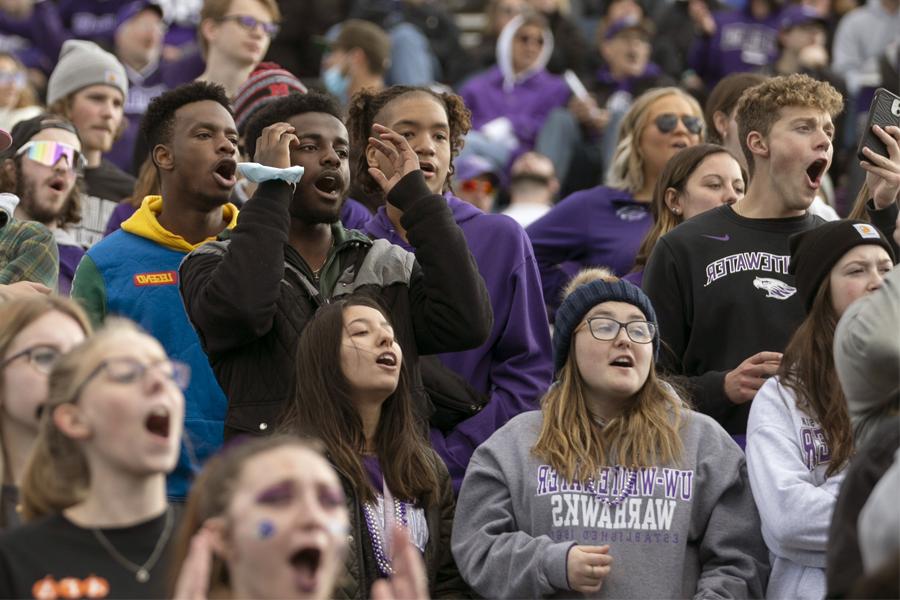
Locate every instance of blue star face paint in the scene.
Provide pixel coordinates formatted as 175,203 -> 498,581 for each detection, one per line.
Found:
257,519 -> 276,539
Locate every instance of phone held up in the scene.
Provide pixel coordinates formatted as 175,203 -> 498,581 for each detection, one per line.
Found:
857,88 -> 900,162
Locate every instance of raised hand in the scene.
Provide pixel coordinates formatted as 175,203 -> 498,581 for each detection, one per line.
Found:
367,124 -> 421,196
566,545 -> 613,594
173,527 -> 215,600
253,122 -> 299,170
371,526 -> 430,600
861,124 -> 900,209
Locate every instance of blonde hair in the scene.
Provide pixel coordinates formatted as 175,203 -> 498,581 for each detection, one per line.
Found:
735,74 -> 843,177
19,319 -> 142,521
606,87 -> 704,194
532,268 -> 685,482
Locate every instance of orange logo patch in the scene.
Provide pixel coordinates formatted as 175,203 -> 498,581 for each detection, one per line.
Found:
133,271 -> 177,287
30,575 -> 110,599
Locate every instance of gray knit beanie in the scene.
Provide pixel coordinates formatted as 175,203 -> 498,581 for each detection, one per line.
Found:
47,40 -> 129,106
553,278 -> 659,374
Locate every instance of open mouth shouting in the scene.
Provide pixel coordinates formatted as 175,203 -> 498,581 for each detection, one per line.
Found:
375,351 -> 398,370
144,407 -> 171,440
805,158 -> 828,190
313,170 -> 344,200
290,546 -> 323,594
609,355 -> 635,369
419,161 -> 437,179
46,176 -> 67,193
212,158 -> 238,189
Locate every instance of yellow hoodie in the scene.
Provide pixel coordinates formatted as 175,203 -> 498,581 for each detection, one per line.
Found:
121,195 -> 239,253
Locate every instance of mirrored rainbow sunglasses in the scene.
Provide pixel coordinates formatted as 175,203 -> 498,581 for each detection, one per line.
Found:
15,140 -> 86,174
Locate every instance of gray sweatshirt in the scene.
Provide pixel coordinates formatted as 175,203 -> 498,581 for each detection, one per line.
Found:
834,262 -> 900,446
451,410 -> 769,599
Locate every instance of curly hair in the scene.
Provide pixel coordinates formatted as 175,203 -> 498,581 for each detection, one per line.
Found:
242,90 -> 344,159
346,86 -> 471,196
735,73 -> 844,177
140,81 -> 232,157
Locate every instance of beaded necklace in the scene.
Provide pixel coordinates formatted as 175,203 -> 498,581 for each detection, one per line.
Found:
362,483 -> 408,577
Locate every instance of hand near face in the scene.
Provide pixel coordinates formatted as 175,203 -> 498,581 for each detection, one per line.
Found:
367,124 -> 421,197
861,125 -> 900,209
253,122 -> 299,170
173,526 -> 215,600
371,526 -> 430,600
566,545 -> 613,594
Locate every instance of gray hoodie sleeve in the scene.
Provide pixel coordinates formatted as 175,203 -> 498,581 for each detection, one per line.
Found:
690,415 -> 771,599
451,437 -> 574,599
834,263 -> 900,445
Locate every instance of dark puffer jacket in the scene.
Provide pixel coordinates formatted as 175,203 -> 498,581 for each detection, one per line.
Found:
179,172 -> 492,439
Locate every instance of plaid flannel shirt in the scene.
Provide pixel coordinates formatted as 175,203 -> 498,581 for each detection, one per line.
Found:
0,219 -> 59,289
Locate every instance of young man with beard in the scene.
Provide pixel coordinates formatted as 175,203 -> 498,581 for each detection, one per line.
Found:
179,91 -> 492,440
643,73 -> 899,443
46,40 -> 136,248
71,82 -> 239,500
0,115 -> 85,295
350,86 -> 553,492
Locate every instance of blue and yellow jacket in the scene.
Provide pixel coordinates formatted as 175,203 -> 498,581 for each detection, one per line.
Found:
71,196 -> 238,500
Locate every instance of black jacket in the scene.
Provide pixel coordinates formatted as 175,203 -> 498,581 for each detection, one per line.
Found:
335,455 -> 469,599
179,172 -> 492,438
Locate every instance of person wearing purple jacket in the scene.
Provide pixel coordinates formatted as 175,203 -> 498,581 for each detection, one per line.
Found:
458,12 -> 570,172
0,0 -> 70,76
689,0 -> 782,88
349,85 -> 554,493
527,86 -> 704,314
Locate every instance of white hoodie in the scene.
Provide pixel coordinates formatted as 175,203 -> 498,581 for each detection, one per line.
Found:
746,377 -> 847,599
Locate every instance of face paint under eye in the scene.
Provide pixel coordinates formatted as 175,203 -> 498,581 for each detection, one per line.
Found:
257,519 -> 276,539
326,520 -> 349,536
256,481 -> 294,504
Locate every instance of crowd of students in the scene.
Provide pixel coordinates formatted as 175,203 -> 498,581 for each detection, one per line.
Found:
0,0 -> 898,598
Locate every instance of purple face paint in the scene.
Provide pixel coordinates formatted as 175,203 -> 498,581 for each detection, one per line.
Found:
257,519 -> 276,539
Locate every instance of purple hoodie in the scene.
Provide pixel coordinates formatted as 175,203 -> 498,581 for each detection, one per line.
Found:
689,6 -> 782,85
526,185 -> 651,311
58,0 -> 132,46
364,194 -> 553,493
0,2 -> 69,74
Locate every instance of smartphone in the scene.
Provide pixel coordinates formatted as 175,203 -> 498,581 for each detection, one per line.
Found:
857,88 -> 900,162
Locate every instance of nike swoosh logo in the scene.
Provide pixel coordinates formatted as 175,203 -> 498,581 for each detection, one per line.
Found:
701,234 -> 730,241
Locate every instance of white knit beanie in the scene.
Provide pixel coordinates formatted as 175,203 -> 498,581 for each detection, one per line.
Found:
47,40 -> 129,106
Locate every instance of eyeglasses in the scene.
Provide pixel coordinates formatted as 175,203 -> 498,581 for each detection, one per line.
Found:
461,179 -> 494,195
0,71 -> 26,87
1,344 -> 62,374
75,357 -> 191,399
16,141 -> 86,173
654,113 -> 703,135
217,14 -> 280,38
585,317 -> 656,344
514,34 -> 544,47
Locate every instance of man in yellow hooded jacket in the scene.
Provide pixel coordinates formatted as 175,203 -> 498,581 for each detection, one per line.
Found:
71,82 -> 240,500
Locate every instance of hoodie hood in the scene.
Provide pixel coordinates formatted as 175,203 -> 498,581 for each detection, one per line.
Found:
121,195 -> 239,252
496,15 -> 555,92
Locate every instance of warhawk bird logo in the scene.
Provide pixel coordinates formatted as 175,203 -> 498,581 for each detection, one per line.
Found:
753,277 -> 797,300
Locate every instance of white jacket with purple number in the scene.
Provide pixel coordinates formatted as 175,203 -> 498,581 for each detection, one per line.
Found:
746,377 -> 847,600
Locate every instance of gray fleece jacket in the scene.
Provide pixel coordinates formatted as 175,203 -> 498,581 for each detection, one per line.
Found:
451,409 -> 769,599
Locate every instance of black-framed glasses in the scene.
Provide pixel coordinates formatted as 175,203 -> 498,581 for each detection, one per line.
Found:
654,113 -> 703,135
1,344 -> 62,374
217,14 -> 280,38
74,357 -> 191,399
585,317 -> 656,344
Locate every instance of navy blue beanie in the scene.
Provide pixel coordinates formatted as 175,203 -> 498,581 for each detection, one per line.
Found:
553,278 -> 659,374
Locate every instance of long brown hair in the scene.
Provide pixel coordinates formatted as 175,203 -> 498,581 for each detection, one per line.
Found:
279,295 -> 441,505
632,144 -> 747,272
847,182 -> 871,221
778,279 -> 853,476
169,435 -> 326,596
0,297 -> 91,526
346,86 -> 471,197
19,319 -> 140,521
532,270 -> 685,482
